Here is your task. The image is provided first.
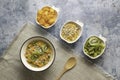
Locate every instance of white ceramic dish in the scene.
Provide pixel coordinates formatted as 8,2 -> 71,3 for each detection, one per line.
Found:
60,20 -> 84,44
36,6 -> 60,29
83,35 -> 106,59
20,36 -> 56,71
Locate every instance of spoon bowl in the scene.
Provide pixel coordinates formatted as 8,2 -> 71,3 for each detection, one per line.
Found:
64,57 -> 77,70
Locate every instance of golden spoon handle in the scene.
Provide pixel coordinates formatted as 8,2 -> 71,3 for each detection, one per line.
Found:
56,69 -> 67,80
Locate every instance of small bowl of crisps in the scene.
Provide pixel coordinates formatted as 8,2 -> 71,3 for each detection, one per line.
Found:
36,6 -> 59,29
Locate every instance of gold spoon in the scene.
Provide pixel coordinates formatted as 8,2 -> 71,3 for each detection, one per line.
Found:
56,57 -> 77,80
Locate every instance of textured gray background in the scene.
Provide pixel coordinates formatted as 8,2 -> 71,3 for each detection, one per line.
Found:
0,0 -> 120,79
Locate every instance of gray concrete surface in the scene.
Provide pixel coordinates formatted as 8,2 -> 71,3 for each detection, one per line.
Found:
0,0 -> 120,79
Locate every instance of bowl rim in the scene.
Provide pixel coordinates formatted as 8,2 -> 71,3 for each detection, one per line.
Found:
83,35 -> 106,59
20,36 -> 56,71
60,20 -> 84,44
36,5 -> 60,29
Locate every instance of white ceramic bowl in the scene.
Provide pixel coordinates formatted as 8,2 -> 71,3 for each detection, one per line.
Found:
60,20 -> 84,43
36,6 -> 60,29
83,35 -> 106,59
20,36 -> 55,71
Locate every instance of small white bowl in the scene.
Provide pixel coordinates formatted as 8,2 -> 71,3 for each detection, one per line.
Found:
20,36 -> 56,71
36,6 -> 60,29
60,20 -> 84,43
83,35 -> 106,59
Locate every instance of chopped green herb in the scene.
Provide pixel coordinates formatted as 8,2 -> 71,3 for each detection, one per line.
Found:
84,36 -> 105,57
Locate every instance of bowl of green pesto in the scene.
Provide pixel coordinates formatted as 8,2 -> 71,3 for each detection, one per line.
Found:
83,35 -> 106,59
